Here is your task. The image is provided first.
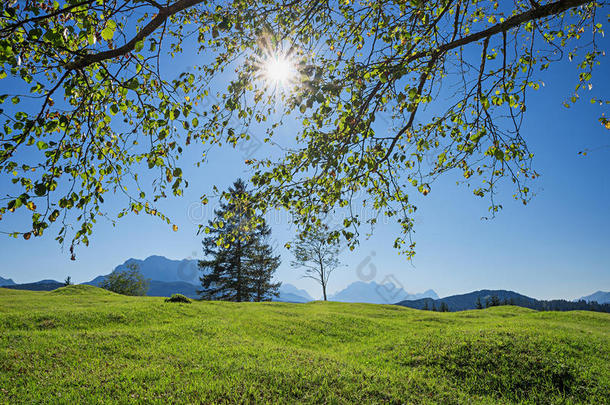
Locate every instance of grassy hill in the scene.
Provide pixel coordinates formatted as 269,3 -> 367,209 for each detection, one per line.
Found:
0,286 -> 608,404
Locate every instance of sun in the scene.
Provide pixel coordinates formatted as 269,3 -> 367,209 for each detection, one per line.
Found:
263,55 -> 293,86
255,48 -> 298,92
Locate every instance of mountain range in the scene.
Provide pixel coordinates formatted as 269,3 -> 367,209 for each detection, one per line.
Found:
578,291 -> 610,304
82,256 -> 314,301
113,255 -> 201,284
276,284 -> 314,303
1,255 -> 607,310
396,289 -> 537,311
82,256 -> 203,298
329,281 -> 438,304
0,276 -> 15,286
2,279 -> 63,291
396,289 -> 610,313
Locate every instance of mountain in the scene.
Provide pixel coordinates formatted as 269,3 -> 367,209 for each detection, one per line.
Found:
1,275 -> 199,298
578,291 -> 610,304
396,289 -> 610,313
84,255 -> 203,286
0,276 -> 16,286
111,255 -> 201,285
275,284 -> 314,303
85,275 -> 107,286
84,256 -> 204,299
2,280 -> 63,291
147,280 -> 199,299
396,289 -> 537,311
329,281 -> 438,304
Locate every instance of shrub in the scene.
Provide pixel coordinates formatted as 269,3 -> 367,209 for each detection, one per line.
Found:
165,294 -> 191,303
100,265 -> 149,296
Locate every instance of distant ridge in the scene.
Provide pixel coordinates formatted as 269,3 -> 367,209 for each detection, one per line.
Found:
0,276 -> 16,286
147,280 -> 199,299
2,280 -> 63,291
274,284 -> 314,303
396,289 -> 610,313
1,277 -> 201,298
110,255 -> 201,285
83,256 -> 204,299
396,290 -> 536,311
329,281 -> 438,304
578,291 -> 610,304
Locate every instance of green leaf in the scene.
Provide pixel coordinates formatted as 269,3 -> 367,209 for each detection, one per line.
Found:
34,183 -> 47,197
134,39 -> 145,53
101,20 -> 117,41
126,78 -> 139,90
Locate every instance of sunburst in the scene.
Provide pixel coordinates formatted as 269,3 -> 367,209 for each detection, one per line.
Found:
254,45 -> 299,92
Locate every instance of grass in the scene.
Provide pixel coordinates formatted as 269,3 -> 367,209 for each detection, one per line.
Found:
0,286 -> 608,404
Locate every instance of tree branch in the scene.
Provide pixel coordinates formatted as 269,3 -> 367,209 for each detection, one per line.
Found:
0,0 -> 95,38
381,0 -> 592,163
64,0 -> 205,71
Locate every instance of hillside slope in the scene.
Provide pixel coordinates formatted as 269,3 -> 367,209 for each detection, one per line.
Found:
0,287 -> 608,404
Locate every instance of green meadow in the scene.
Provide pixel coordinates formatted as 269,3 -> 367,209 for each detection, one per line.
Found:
0,285 -> 608,404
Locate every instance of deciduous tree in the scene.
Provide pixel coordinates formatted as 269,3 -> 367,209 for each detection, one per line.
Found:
100,265 -> 149,295
0,0 -> 606,257
290,226 -> 341,301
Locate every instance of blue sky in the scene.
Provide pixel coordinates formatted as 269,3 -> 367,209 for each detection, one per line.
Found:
1,13 -> 609,301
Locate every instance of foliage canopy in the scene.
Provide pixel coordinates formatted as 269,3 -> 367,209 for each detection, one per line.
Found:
0,0 -> 607,257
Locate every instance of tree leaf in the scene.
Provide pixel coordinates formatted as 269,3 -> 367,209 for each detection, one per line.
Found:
101,20 -> 117,41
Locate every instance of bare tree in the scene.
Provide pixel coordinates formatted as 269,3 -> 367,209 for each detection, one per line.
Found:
290,227 -> 341,301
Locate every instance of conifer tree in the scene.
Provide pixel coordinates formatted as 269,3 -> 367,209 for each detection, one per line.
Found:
247,224 -> 281,302
476,297 -> 483,310
198,179 -> 281,301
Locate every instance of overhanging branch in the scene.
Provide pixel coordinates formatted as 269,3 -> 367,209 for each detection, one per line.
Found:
64,0 -> 206,71
382,0 -> 593,162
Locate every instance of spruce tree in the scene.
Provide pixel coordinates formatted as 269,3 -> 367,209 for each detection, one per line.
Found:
476,297 -> 483,309
198,179 -> 281,301
247,223 -> 281,302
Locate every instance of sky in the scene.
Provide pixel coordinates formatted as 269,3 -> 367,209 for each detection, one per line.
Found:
0,8 -> 609,301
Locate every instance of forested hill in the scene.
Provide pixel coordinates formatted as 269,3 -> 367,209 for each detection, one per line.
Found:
395,289 -> 610,313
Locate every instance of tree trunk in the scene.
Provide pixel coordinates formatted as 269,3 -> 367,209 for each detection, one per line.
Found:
236,239 -> 242,302
322,282 -> 327,301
